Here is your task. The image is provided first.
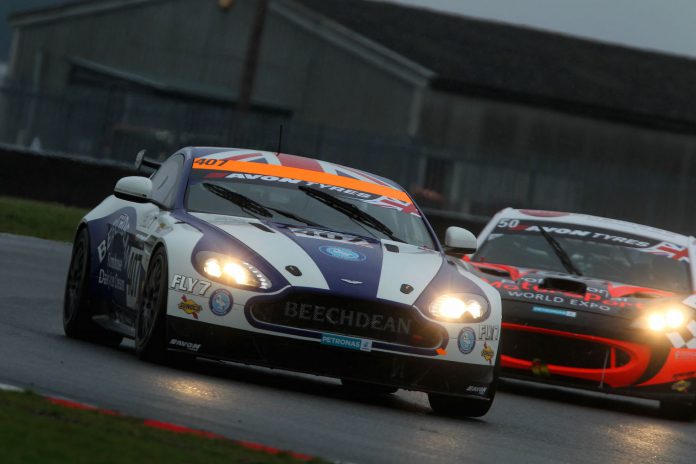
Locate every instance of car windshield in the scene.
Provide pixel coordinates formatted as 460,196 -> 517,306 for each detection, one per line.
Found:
185,159 -> 436,249
473,219 -> 692,293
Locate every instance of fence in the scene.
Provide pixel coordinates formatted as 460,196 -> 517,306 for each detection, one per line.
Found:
1,82 -> 696,236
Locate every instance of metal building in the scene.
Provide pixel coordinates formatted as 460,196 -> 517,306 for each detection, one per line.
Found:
5,0 -> 696,231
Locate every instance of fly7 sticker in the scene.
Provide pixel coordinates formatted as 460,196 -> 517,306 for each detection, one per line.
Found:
170,274 -> 212,296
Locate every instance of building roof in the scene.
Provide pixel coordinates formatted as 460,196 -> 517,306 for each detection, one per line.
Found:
11,0 -> 696,129
295,0 -> 696,130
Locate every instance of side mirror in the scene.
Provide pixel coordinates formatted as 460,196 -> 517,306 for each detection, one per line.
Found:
444,226 -> 477,255
114,176 -> 152,203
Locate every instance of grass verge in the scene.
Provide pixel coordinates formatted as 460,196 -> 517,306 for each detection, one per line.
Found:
0,390 -> 319,464
0,196 -> 86,242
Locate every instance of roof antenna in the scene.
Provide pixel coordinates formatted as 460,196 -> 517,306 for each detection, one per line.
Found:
276,124 -> 283,154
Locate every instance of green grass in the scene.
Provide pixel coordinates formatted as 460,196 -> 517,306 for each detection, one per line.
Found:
0,196 -> 87,242
0,390 -> 319,464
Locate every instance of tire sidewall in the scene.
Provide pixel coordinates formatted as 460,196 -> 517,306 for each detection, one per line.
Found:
135,247 -> 169,360
63,228 -> 90,329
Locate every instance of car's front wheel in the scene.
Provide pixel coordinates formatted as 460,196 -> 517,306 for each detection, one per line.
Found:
135,246 -> 169,362
63,227 -> 123,347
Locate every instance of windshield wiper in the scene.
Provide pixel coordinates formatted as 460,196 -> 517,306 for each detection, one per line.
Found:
203,183 -> 321,226
538,226 -> 583,276
298,186 -> 406,243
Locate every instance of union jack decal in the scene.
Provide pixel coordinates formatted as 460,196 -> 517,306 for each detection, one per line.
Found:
364,195 -> 421,217
200,150 -> 400,189
641,241 -> 690,263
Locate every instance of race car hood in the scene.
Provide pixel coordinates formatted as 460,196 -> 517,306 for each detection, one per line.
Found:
466,261 -> 680,319
188,213 -> 479,305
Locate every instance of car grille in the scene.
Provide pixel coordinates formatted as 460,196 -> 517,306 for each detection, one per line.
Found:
249,292 -> 445,348
502,328 -> 630,369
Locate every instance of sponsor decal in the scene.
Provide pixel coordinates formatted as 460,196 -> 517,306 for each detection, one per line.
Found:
284,302 -> 412,335
107,255 -> 123,272
178,295 -> 202,319
289,226 -> 373,247
98,269 -> 125,291
675,349 -> 696,360
532,306 -> 577,318
319,246 -> 366,262
466,385 -> 488,395
320,333 -> 372,352
481,341 -> 495,364
209,289 -> 233,316
672,380 -> 691,393
478,325 -> 500,340
673,371 -> 695,380
192,158 -> 412,203
494,219 -> 653,248
169,338 -> 201,352
531,359 -> 551,377
479,276 -> 651,312
170,274 -> 213,296
457,327 -> 476,354
97,213 -> 130,262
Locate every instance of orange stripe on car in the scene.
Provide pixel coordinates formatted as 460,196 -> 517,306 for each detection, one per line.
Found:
192,159 -> 412,203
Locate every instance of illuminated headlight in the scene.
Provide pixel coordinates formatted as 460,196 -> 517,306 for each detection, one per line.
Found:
429,294 -> 488,322
646,307 -> 687,332
196,252 -> 270,290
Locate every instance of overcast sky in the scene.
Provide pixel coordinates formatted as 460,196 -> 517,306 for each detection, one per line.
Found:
381,0 -> 696,58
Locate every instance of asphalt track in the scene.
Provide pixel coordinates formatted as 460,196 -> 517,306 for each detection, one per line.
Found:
2,233 -> 696,464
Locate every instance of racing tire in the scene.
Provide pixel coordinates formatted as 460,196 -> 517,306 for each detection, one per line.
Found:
340,379 -> 398,395
659,400 -> 696,421
135,246 -> 170,362
63,227 -> 124,347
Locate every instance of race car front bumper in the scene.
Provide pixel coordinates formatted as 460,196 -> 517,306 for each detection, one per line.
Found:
166,316 -> 496,398
499,301 -> 696,403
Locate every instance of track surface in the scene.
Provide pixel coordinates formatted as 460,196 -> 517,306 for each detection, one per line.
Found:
1,233 -> 695,463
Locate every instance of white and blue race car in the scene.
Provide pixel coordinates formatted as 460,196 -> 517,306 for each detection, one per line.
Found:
63,147 -> 501,416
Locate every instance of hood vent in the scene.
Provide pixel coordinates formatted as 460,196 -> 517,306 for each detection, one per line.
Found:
477,267 -> 511,278
384,243 -> 399,253
539,277 -> 587,295
285,265 -> 302,276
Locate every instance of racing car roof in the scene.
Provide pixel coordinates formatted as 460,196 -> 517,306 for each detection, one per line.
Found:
490,208 -> 692,247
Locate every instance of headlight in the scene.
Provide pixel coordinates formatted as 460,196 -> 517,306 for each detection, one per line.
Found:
429,293 -> 489,322
646,307 -> 688,331
195,251 -> 270,290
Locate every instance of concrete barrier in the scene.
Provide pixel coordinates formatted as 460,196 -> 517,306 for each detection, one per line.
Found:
0,145 -> 136,208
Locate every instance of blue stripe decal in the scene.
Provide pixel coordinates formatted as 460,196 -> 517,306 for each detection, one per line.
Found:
273,224 -> 384,299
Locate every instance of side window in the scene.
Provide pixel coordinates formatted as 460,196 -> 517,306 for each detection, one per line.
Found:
150,155 -> 184,207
